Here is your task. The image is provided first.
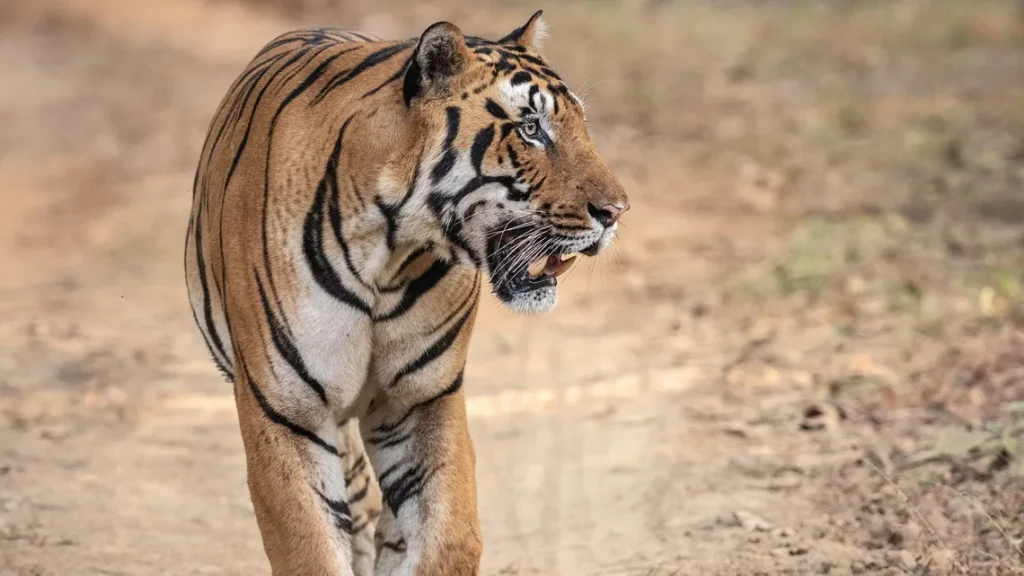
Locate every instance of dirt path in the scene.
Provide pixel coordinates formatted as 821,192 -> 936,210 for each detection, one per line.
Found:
2,1 -> 1023,575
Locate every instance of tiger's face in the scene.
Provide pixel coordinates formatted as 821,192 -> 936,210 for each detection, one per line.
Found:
407,12 -> 629,314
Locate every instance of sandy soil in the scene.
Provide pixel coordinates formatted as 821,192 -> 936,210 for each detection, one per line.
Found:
1,0 -> 1023,574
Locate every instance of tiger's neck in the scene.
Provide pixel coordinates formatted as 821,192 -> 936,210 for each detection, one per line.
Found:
335,95 -> 462,296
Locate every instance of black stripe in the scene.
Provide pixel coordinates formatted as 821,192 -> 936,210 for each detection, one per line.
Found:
374,259 -> 451,321
315,488 -> 353,534
506,143 -> 520,168
192,209 -> 232,375
485,98 -> 509,120
431,150 -> 457,184
428,280 -> 479,334
362,55 -> 413,98
528,85 -> 540,111
429,108 -> 461,185
225,48 -> 310,188
470,125 -> 495,171
315,41 -> 414,104
442,107 -> 461,148
341,30 -> 376,42
345,454 -> 368,483
396,144 -> 426,209
369,371 -> 465,446
369,412 -> 413,440
390,305 -> 473,387
373,197 -> 399,251
499,122 -> 517,142
255,30 -> 329,58
395,245 -> 429,276
464,200 -> 486,221
205,53 -> 285,276
302,126 -> 372,314
259,43 -> 365,332
373,430 -> 412,449
377,245 -> 432,293
510,71 -> 532,86
379,463 -> 440,514
518,53 -> 548,68
326,125 -> 372,291
423,370 -> 465,405
209,52 -> 291,302
240,359 -> 338,456
280,45 -> 364,114
348,481 -> 370,504
203,52 -> 284,188
351,518 -> 370,536
254,272 -> 328,404
275,43 -> 336,100
424,196 -> 478,262
380,539 -> 407,553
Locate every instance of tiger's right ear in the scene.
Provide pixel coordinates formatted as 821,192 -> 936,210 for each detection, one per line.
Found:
403,22 -> 472,106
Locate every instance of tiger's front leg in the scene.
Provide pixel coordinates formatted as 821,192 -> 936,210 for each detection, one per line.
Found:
227,277 -> 376,576
363,267 -> 483,576
234,357 -> 359,576
362,379 -> 481,576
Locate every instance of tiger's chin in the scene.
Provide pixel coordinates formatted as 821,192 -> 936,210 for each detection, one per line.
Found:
490,254 -> 571,315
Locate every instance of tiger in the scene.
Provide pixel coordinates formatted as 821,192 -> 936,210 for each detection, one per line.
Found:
184,10 -> 628,575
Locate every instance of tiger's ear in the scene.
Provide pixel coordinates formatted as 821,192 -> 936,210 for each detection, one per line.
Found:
403,22 -> 472,106
498,10 -> 547,52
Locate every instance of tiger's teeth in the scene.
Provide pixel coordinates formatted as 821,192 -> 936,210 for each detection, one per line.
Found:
527,258 -> 547,278
551,255 -> 576,277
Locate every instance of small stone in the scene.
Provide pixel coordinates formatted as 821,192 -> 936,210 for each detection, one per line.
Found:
733,509 -> 774,532
788,544 -> 810,556
850,560 -> 866,574
717,514 -> 741,528
772,527 -> 794,539
800,403 -> 842,431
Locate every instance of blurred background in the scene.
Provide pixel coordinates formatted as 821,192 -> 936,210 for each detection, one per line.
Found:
1,0 -> 1023,574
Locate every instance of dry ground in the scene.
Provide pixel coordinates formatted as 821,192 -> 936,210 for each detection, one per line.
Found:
1,0 -> 1024,574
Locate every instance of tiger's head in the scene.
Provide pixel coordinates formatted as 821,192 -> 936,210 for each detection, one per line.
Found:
404,11 -> 629,314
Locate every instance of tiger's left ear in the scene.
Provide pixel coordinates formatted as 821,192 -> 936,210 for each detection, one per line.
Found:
498,10 -> 547,52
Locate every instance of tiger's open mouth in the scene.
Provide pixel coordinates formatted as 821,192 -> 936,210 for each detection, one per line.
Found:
486,228 -> 593,301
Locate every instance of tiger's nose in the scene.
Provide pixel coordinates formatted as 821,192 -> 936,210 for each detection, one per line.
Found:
587,203 -> 629,227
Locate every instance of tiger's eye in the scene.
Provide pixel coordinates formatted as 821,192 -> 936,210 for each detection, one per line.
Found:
522,120 -> 538,136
